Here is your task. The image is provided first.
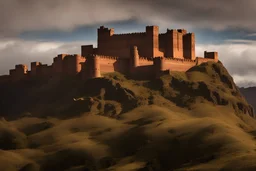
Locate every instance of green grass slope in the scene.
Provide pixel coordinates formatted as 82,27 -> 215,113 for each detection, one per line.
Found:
0,61 -> 256,171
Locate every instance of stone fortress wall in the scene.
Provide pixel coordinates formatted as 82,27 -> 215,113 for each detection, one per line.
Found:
0,25 -> 218,82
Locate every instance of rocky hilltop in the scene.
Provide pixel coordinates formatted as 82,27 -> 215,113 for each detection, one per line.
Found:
0,61 -> 256,171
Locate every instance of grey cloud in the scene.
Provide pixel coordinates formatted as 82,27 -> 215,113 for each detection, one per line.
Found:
1,0 -> 256,37
136,0 -> 256,31
224,39 -> 256,44
232,78 -> 256,88
0,0 -> 132,37
197,43 -> 256,86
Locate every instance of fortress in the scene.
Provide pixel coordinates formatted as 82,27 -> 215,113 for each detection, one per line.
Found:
0,25 -> 218,83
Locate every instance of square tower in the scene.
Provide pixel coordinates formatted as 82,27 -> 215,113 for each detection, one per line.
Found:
165,29 -> 184,58
97,26 -> 114,52
146,26 -> 160,57
204,51 -> 218,61
183,33 -> 195,60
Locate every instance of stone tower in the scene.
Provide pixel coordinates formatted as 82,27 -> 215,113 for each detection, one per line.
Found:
90,55 -> 101,78
183,33 -> 195,60
130,46 -> 139,70
146,26 -> 159,57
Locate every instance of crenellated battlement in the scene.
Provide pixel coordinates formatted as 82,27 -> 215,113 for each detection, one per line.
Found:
98,26 -> 114,36
1,25 -> 218,82
95,54 -> 119,60
167,29 -> 177,32
186,33 -> 194,35
139,57 -> 154,61
113,32 -> 146,36
154,56 -> 165,60
164,57 -> 196,63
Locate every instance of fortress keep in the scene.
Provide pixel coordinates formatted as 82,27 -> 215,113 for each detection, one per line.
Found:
0,25 -> 218,82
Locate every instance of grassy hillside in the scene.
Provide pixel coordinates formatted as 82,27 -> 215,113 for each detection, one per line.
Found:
0,61 -> 256,171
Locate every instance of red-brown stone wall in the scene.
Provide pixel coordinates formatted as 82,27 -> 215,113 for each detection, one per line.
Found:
131,65 -> 155,79
9,64 -> 28,81
98,56 -> 117,74
196,57 -> 216,65
81,55 -> 101,79
146,26 -> 160,57
160,30 -> 193,59
159,34 -> 166,54
97,26 -> 163,58
95,55 -> 130,75
204,52 -> 218,61
139,58 -> 154,66
115,58 -> 129,74
52,54 -> 68,75
63,55 -> 85,76
81,45 -> 94,57
163,59 -> 196,71
37,65 -> 52,78
183,33 -> 195,60
164,30 -> 184,58
97,33 -> 148,58
31,62 -> 42,76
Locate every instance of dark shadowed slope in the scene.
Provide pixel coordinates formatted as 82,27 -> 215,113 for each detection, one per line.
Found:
240,87 -> 256,112
0,61 -> 256,171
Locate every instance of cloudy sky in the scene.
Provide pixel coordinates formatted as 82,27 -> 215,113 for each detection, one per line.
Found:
1,0 -> 256,87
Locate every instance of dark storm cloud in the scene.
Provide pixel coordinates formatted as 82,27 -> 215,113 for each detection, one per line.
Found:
0,0 -> 256,37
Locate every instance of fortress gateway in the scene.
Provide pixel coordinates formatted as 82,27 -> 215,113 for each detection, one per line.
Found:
0,26 -> 218,82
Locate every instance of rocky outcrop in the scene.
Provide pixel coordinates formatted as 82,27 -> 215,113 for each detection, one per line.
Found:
78,78 -> 138,115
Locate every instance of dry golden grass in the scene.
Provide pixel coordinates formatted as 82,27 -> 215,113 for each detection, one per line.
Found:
2,103 -> 256,170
